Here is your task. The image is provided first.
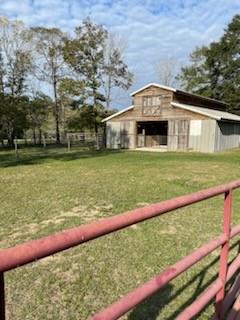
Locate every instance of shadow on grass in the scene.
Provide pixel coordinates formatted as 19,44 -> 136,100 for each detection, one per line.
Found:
128,284 -> 173,320
128,240 -> 240,320
1,145 -> 240,169
0,147 -> 121,168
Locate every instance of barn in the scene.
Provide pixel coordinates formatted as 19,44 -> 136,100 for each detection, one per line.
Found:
102,83 -> 240,153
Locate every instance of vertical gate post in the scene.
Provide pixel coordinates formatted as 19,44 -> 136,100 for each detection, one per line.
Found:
0,272 -> 5,320
215,189 -> 232,319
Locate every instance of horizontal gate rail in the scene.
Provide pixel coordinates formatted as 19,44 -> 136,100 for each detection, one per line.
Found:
92,225 -> 240,320
0,180 -> 240,319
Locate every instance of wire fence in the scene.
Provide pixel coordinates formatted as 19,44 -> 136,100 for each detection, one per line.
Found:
0,133 -> 105,156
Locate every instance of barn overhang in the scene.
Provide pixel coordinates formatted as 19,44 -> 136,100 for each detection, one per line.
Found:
171,102 -> 240,123
102,105 -> 134,123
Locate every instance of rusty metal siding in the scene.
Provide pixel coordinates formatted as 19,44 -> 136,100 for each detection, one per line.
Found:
214,121 -> 240,152
189,120 -> 216,153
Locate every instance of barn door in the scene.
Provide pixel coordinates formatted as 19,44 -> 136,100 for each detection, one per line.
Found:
168,120 -> 189,150
168,120 -> 178,150
178,120 -> 189,150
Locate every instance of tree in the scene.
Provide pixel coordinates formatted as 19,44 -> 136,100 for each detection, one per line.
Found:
30,27 -> 67,143
178,14 -> 240,113
0,94 -> 29,145
155,57 -> 179,87
0,17 -> 32,97
64,18 -> 133,138
27,93 -> 51,144
102,33 -> 133,109
57,78 -> 85,135
177,47 -> 210,95
64,18 -> 107,121
67,104 -> 115,134
0,17 -> 32,145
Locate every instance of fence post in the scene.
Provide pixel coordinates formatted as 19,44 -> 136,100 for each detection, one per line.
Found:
0,273 -> 5,320
96,134 -> 100,150
215,189 -> 232,319
67,135 -> 71,151
14,138 -> 19,159
43,135 -> 46,152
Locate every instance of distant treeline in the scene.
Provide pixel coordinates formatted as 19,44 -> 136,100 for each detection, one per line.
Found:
0,17 -> 133,145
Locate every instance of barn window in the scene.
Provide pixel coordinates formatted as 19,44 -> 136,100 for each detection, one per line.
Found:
142,95 -> 162,116
142,95 -> 162,107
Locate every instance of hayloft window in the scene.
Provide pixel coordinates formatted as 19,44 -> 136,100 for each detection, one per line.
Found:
142,95 -> 162,116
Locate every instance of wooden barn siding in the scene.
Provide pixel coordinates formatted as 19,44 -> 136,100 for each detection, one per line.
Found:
214,121 -> 240,152
110,94 -> 208,123
106,122 -> 120,149
168,120 -> 190,151
106,85 -> 225,151
189,120 -> 216,153
106,121 -> 135,149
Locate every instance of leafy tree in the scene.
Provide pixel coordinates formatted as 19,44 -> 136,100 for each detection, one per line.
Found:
30,27 -> 67,143
0,17 -> 32,97
57,78 -> 85,135
64,19 -> 133,139
0,17 -> 133,146
102,33 -> 133,109
0,94 -> 29,145
0,17 -> 32,145
27,94 -> 51,144
64,18 -> 107,123
177,47 -> 210,95
67,104 -> 115,134
178,14 -> 240,113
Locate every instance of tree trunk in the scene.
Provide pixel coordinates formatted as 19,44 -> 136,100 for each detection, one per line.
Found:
6,125 -> 14,146
106,74 -> 112,109
106,91 -> 111,109
93,88 -> 99,150
53,79 -> 60,144
94,122 -> 99,150
103,124 -> 106,148
38,128 -> 42,144
33,128 -> 36,144
10,131 -> 15,147
24,131 -> 27,145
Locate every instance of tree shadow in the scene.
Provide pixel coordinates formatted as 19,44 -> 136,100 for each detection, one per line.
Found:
0,147 -> 121,168
128,284 -> 173,320
128,239 -> 240,320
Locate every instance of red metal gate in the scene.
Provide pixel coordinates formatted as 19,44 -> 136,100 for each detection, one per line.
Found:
1,180 -> 240,319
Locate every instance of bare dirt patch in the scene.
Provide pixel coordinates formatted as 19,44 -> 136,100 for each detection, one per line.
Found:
3,204 -> 114,247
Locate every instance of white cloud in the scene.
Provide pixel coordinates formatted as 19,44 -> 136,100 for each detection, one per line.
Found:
0,0 -> 239,107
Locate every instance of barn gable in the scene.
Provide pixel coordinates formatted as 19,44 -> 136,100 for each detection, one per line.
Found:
103,84 -> 210,122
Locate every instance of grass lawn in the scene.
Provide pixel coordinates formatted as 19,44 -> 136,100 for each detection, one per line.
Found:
1,146 -> 240,319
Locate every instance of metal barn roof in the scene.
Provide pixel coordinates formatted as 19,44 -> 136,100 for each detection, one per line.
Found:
130,83 -> 227,107
172,102 -> 240,122
130,83 -> 176,95
102,105 -> 134,122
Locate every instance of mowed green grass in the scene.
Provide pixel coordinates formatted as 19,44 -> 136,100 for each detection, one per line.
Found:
1,146 -> 240,319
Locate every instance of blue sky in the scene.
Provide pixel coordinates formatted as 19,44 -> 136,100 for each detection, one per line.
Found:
1,0 -> 240,107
